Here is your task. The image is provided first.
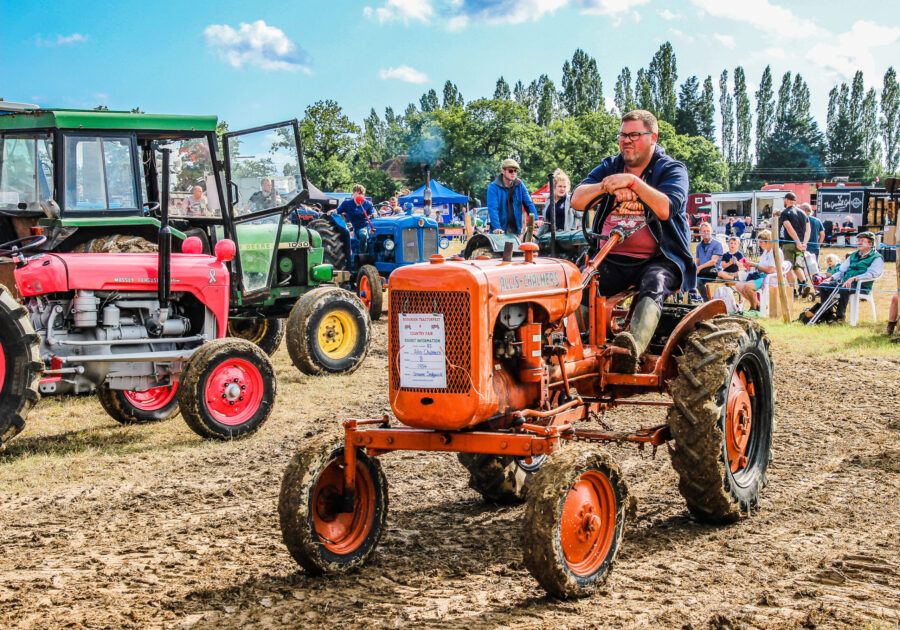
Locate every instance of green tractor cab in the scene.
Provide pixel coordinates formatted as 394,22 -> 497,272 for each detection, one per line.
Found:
0,103 -> 367,371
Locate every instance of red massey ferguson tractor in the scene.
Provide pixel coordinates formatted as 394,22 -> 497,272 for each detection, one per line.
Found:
278,218 -> 775,598
0,167 -> 278,447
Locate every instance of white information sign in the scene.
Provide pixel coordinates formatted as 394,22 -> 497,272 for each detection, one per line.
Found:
398,313 -> 447,389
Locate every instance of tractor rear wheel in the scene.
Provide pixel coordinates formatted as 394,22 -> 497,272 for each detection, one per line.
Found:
279,435 -> 388,575
522,448 -> 628,599
0,284 -> 41,448
97,383 -> 180,425
666,315 -> 774,524
286,288 -> 370,375
466,246 -> 494,260
356,265 -> 383,321
457,454 -> 531,504
69,234 -> 157,253
177,338 -> 276,440
227,318 -> 285,356
308,218 -> 347,271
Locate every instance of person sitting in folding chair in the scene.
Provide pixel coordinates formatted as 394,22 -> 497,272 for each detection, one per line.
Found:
804,231 -> 884,324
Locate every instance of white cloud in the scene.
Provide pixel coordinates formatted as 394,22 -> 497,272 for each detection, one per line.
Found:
364,0 -> 434,24
204,20 -> 310,72
689,0 -> 820,39
379,65 -> 429,83
577,0 -> 648,16
447,15 -> 469,31
713,33 -> 735,48
670,28 -> 695,43
658,8 -> 679,20
473,0 -> 568,25
806,20 -> 900,80
36,33 -> 88,47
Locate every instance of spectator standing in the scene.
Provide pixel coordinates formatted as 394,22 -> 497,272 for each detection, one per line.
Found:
733,216 -> 746,237
336,184 -> 376,252
778,191 -> 811,296
571,109 -> 694,372
695,222 -> 724,298
801,202 -> 824,264
537,168 -> 581,235
811,231 -> 884,322
487,158 -> 537,236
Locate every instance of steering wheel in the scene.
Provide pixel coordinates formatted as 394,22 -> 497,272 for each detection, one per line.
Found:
0,234 -> 47,257
581,193 -> 615,251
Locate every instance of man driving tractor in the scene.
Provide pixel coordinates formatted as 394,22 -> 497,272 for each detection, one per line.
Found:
571,109 -> 695,373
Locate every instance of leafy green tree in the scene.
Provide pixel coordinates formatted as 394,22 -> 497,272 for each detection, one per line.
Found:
699,76 -> 716,142
881,67 -> 900,173
755,66 -> 775,161
533,74 -> 558,127
351,165 -> 397,202
675,75 -> 701,136
826,83 -> 865,178
545,110 -> 620,184
614,67 -> 635,114
442,81 -> 464,109
357,108 -> 387,167
648,42 -> 677,122
561,48 -> 603,117
300,99 -> 359,190
862,88 -> 883,180
383,107 -> 407,157
658,120 -> 726,192
493,77 -> 511,101
775,71 -> 792,128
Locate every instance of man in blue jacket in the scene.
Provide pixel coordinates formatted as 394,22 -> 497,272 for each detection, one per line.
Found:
335,184 -> 375,252
572,109 -> 695,372
487,158 -> 537,236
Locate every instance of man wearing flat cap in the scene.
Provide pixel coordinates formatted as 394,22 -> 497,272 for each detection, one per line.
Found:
811,231 -> 884,322
487,158 -> 537,237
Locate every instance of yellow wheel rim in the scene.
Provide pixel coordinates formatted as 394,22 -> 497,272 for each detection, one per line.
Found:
317,310 -> 357,359
228,319 -> 267,344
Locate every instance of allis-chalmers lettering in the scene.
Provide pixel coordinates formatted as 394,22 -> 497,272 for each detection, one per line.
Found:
498,271 -> 560,293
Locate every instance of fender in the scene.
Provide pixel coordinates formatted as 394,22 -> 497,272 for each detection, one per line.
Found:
463,233 -> 522,259
656,300 -> 728,380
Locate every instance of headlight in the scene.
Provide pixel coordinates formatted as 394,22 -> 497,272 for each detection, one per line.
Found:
383,239 -> 395,251
439,237 -> 450,250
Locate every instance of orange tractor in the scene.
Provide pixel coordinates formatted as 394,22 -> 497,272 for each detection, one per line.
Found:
278,214 -> 775,598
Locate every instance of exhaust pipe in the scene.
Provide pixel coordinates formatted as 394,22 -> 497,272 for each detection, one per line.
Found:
157,148 -> 172,324
423,164 -> 432,218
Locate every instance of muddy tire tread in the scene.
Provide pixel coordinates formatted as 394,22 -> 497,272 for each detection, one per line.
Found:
457,453 -> 531,504
96,384 -> 180,425
227,318 -> 285,356
357,265 -> 383,321
0,284 -> 42,448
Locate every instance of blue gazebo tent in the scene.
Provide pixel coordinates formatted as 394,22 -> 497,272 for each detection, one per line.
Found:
398,180 -> 468,221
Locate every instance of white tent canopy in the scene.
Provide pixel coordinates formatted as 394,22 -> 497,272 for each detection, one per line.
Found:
708,191 -> 789,233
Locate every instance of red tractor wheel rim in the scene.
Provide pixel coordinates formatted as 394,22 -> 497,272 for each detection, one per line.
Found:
559,470 -> 617,577
312,456 -> 375,554
358,275 -> 372,309
204,358 -> 264,426
726,369 -> 754,473
0,342 -> 6,391
122,383 -> 178,411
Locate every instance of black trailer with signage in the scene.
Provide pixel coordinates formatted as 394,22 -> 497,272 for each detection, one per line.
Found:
816,186 -> 893,234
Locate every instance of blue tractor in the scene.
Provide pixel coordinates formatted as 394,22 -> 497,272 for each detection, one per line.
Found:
303,210 -> 449,320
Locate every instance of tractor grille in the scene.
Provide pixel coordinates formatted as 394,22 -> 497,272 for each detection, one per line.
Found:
390,289 -> 471,394
422,227 -> 437,258
400,228 -> 420,263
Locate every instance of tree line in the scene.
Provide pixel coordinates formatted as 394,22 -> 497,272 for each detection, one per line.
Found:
279,45 -> 900,203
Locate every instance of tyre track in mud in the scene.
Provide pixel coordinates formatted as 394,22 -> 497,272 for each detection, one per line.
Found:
0,321 -> 898,629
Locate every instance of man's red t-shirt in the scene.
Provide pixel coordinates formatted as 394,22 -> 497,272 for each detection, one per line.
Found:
600,202 -> 660,258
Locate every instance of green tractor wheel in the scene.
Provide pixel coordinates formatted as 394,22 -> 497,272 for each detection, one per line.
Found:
286,287 -> 370,375
227,318 -> 286,356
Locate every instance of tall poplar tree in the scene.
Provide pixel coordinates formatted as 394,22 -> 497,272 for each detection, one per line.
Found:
699,76 -> 716,141
775,71 -> 792,128
675,76 -> 701,136
648,42 -> 677,122
880,67 -> 900,173
733,67 -> 752,172
561,49 -> 603,117
755,66 -> 775,162
719,70 -> 735,186
493,77 -> 511,101
635,68 -> 653,112
614,67 -> 635,114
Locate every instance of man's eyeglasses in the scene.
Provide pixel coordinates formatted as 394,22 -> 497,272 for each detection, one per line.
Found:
617,131 -> 652,142
505,168 -> 518,173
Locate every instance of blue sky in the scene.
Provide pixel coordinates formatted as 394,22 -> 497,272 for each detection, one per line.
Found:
3,0 -> 900,137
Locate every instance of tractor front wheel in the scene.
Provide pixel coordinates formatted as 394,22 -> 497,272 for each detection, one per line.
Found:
286,288 -> 370,375
279,435 -> 388,575
177,338 -> 276,440
97,383 -> 180,425
522,448 -> 628,599
666,315 -> 775,523
227,318 -> 285,356
0,284 -> 42,448
307,218 -> 347,271
356,265 -> 383,321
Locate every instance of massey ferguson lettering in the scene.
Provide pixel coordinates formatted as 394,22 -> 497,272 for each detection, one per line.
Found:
498,271 -> 560,293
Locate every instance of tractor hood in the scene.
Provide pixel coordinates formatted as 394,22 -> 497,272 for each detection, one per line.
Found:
370,214 -> 439,231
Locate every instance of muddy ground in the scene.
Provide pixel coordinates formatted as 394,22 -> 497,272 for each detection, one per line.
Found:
1,320 -> 898,630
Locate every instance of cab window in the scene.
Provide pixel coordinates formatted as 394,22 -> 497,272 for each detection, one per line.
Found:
0,134 -> 54,212
64,136 -> 137,211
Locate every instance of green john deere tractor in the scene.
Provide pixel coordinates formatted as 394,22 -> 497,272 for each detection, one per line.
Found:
0,103 -> 369,373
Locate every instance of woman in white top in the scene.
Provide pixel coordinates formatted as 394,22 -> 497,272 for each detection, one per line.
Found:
734,229 -> 782,312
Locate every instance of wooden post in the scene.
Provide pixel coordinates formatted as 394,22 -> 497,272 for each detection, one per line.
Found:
464,211 -> 473,237
771,214 -> 792,323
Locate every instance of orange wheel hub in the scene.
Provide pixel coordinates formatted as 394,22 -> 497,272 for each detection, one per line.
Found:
726,370 -> 754,473
358,275 -> 372,309
312,457 -> 375,554
559,470 -> 617,576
